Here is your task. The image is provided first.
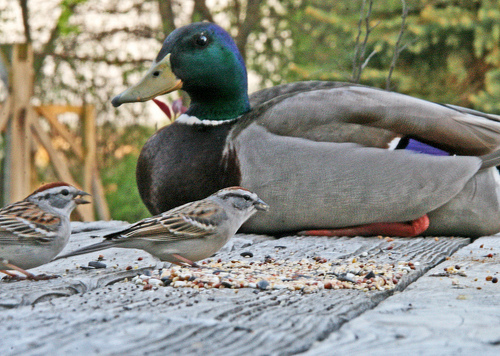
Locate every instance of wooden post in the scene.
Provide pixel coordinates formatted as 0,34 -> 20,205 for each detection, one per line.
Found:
82,104 -> 110,220
92,172 -> 111,221
0,96 -> 12,132
78,104 -> 96,221
82,104 -> 95,197
1,45 -> 111,219
4,44 -> 34,203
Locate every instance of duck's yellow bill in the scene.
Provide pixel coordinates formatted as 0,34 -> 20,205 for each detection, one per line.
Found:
112,54 -> 183,107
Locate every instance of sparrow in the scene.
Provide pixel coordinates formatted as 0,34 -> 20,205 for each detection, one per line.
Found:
55,187 -> 269,266
0,182 -> 91,280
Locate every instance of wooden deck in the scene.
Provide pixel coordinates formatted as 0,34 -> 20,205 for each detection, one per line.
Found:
1,221 -> 499,355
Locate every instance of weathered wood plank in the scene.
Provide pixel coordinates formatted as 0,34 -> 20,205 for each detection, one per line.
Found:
0,222 -> 470,355
305,235 -> 500,355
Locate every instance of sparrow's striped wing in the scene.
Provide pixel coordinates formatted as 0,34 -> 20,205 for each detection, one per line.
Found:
104,200 -> 226,243
0,201 -> 61,244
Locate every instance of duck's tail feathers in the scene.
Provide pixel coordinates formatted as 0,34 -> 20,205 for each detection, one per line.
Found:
480,150 -> 500,170
53,240 -> 115,261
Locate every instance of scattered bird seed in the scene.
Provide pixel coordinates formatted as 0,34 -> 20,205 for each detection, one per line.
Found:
80,265 -> 95,270
88,261 -> 106,269
493,277 -> 498,284
149,278 -> 163,287
257,280 -> 270,290
264,255 -> 275,263
123,258 -> 416,293
364,271 -> 376,279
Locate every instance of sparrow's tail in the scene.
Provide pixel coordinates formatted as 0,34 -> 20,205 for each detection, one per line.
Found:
53,240 -> 115,261
480,150 -> 500,170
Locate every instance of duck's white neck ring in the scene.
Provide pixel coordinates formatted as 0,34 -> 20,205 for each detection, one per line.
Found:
176,113 -> 237,126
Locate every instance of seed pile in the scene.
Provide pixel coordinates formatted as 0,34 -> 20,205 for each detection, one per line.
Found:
130,257 -> 418,293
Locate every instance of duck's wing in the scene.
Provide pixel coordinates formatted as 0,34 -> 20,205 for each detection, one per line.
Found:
233,123 -> 484,233
246,81 -> 500,155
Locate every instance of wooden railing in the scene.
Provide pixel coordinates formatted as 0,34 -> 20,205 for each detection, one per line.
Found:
0,43 -> 109,221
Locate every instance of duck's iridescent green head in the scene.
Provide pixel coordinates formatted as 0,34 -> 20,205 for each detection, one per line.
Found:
112,22 -> 250,121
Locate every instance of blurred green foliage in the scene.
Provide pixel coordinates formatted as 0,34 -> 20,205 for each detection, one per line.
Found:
101,153 -> 150,222
279,0 -> 500,112
58,0 -> 87,35
99,123 -> 155,222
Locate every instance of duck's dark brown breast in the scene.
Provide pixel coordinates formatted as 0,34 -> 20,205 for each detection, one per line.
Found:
136,121 -> 241,215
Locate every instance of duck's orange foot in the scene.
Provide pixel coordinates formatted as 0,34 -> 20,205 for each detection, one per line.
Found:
298,214 -> 430,237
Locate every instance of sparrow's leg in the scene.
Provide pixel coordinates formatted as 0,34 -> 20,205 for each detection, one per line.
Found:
298,215 -> 430,238
171,254 -> 200,268
1,261 -> 36,279
1,269 -> 20,278
1,261 -> 59,281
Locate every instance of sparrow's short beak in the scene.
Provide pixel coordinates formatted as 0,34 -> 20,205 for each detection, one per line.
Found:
254,199 -> 269,212
74,191 -> 91,205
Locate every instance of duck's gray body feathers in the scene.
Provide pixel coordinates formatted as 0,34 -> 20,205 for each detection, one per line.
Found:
231,82 -> 500,236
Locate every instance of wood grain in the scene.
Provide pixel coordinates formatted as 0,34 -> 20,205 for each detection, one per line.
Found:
0,221 -> 474,355
306,236 -> 500,355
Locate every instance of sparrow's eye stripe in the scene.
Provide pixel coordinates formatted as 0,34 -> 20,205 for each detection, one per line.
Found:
223,192 -> 244,200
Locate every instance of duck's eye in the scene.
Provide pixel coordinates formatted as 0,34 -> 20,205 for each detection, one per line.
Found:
61,189 -> 69,196
193,33 -> 209,48
152,71 -> 160,77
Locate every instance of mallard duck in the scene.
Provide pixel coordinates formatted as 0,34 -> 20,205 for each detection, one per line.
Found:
112,22 -> 500,237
